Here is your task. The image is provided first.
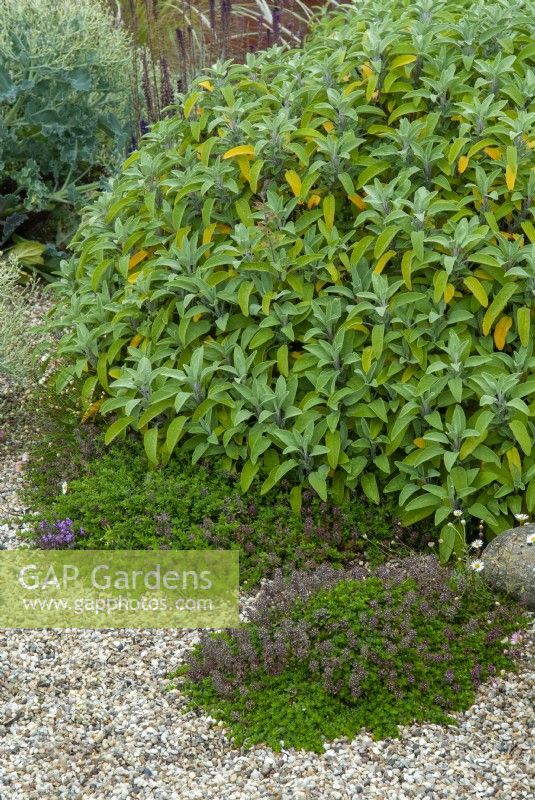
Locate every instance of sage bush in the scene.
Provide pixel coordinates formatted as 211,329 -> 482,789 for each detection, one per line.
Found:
0,0 -> 133,274
51,0 -> 535,548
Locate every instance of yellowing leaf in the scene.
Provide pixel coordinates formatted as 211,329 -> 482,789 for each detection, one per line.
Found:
260,291 -> 274,315
81,400 -> 103,423
484,146 -> 502,160
127,270 -> 144,284
401,250 -> 414,289
237,155 -> 251,182
517,306 -> 531,347
223,145 -> 255,159
458,155 -> 469,174
307,193 -> 321,209
348,194 -> 366,210
108,368 -> 122,379
444,282 -> 456,303
505,145 -> 517,191
284,169 -> 302,197
343,80 -> 362,96
474,268 -> 493,281
493,315 -> 512,350
129,334 -> 144,348
215,223 -> 232,233
202,223 -> 216,245
326,263 -> 340,282
413,437 -> 426,449
361,345 -> 373,373
390,54 -> 417,68
506,446 -> 522,476
315,280 -> 326,292
192,313 -> 204,323
361,63 -> 373,78
277,344 -> 289,377
520,220 -> 535,243
322,120 -> 334,133
374,249 -> 396,274
463,276 -> 489,307
183,92 -> 201,119
128,250 -> 149,270
323,194 -> 335,229
291,350 -> 303,359
482,283 -> 517,336
198,80 -> 213,91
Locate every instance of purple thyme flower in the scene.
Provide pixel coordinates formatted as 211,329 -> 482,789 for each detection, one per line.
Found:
37,519 -> 77,549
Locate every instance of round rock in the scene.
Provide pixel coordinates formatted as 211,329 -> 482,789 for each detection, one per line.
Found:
483,524 -> 535,609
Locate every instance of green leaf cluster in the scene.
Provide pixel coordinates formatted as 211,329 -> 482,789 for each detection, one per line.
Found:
0,0 -> 133,273
52,0 -> 535,534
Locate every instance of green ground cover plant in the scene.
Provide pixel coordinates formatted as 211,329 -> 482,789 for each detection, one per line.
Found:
21,429 -> 417,584
50,0 -> 535,547
0,0 -> 133,275
176,556 -> 528,751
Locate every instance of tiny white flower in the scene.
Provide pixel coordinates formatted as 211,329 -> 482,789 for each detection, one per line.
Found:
515,513 -> 530,525
470,560 -> 484,572
470,539 -> 483,549
61,481 -> 68,495
526,533 -> 535,545
461,518 -> 466,525
453,509 -> 463,518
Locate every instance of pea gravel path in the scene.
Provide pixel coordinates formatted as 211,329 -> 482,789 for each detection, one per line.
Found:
1,363 -> 534,800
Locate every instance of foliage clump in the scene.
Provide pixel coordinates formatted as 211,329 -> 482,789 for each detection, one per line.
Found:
0,0 -> 133,273
21,436 -> 409,585
177,556 -> 528,751
52,0 -> 535,540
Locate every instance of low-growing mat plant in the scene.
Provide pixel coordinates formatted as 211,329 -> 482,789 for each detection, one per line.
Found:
51,0 -> 535,551
20,437 -> 416,585
175,557 -> 529,751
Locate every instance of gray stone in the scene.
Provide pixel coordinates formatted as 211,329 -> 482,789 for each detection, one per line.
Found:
483,524 -> 535,608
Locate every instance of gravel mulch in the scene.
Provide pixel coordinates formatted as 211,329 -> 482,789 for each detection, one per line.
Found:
1,306 -> 534,800
0,623 -> 533,800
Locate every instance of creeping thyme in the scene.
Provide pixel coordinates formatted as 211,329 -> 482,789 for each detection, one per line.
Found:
177,557 -> 528,752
